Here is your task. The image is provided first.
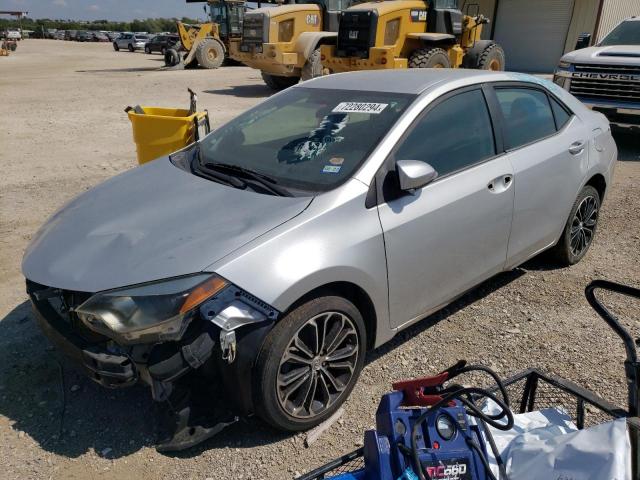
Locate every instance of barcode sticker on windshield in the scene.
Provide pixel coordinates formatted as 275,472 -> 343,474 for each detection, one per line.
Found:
332,102 -> 388,114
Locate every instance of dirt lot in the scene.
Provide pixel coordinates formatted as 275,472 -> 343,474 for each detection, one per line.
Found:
0,39 -> 639,480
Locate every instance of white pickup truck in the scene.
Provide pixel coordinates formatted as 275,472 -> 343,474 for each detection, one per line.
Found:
553,17 -> 640,130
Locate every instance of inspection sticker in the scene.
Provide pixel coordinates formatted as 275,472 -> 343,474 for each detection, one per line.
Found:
322,165 -> 342,174
332,102 -> 388,114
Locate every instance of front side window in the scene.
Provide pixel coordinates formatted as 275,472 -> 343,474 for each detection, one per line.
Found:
394,89 -> 496,178
494,88 -> 556,149
384,18 -> 401,45
599,20 -> 640,46
198,88 -> 414,193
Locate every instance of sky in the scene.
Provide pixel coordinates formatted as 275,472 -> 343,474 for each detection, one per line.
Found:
4,0 -> 208,21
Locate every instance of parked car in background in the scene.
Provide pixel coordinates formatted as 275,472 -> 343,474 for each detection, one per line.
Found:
55,30 -> 66,40
6,28 -> 21,41
144,34 -> 179,54
92,32 -> 110,42
554,17 -> 640,130
22,70 -> 617,441
76,31 -> 93,42
113,33 -> 150,52
65,30 -> 77,41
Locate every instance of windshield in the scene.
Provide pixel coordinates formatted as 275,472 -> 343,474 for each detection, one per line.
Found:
197,87 -> 414,194
599,20 -> 640,46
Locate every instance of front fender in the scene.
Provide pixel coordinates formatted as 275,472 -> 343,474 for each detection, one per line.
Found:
294,31 -> 337,61
209,180 -> 391,347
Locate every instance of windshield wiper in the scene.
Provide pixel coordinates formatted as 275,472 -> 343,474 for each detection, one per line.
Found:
203,162 -> 292,197
190,155 -> 247,189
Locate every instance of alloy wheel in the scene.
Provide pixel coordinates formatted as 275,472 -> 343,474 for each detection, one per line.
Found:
570,195 -> 598,256
276,311 -> 359,419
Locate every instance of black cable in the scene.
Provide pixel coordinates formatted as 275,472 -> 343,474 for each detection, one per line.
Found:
467,437 -> 498,480
409,366 -> 514,480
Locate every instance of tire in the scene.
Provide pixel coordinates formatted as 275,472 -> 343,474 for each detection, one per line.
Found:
195,38 -> 225,69
261,72 -> 299,91
253,295 -> 366,431
476,43 -> 505,71
409,47 -> 451,69
145,45 -> 151,54
164,48 -> 181,67
113,42 -> 119,51
300,47 -> 323,81
160,46 -> 166,56
550,185 -> 601,266
128,43 -> 134,52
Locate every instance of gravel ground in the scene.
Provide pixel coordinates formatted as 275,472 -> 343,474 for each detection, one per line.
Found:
0,40 -> 638,480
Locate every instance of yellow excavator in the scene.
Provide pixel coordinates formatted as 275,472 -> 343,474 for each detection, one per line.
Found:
320,0 -> 505,73
165,0 -> 245,68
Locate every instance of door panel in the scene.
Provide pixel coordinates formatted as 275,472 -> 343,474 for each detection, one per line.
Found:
379,157 -> 514,328
505,116 -> 589,266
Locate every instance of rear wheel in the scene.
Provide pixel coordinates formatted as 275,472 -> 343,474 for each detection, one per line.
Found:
128,43 -> 134,52
261,72 -> 299,90
477,43 -> 505,71
253,295 -> 366,431
409,47 -> 451,69
195,39 -> 225,69
113,42 -> 119,51
160,46 -> 166,56
301,48 -> 323,81
550,185 -> 600,265
144,45 -> 151,54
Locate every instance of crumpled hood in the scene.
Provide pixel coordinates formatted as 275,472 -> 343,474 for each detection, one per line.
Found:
22,157 -> 311,292
562,45 -> 640,66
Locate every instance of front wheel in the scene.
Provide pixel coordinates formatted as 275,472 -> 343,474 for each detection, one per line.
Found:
550,185 -> 600,265
300,48 -> 323,81
144,45 -> 151,54
253,295 -> 366,431
128,43 -> 134,52
195,38 -> 225,69
261,72 -> 299,91
113,42 -> 119,51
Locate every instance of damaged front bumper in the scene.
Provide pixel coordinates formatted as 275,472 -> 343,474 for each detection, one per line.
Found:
26,279 -> 278,412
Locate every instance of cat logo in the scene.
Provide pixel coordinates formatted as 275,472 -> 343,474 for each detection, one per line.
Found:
410,9 -> 428,22
306,14 -> 319,25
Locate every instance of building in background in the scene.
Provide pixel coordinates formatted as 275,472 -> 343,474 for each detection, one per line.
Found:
466,0 -> 640,72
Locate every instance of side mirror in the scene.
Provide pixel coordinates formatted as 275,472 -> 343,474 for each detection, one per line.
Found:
575,32 -> 591,50
396,160 -> 438,192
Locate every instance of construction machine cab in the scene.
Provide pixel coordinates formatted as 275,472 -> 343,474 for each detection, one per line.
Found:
209,0 -> 245,40
427,0 -> 463,36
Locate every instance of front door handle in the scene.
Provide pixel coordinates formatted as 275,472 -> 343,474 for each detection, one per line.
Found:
569,141 -> 585,155
487,174 -> 513,194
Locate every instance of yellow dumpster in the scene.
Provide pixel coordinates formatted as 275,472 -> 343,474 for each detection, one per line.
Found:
126,106 -> 210,165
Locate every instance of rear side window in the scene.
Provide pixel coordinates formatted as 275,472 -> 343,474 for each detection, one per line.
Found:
495,88 -> 556,149
395,89 -> 496,177
550,96 -> 571,130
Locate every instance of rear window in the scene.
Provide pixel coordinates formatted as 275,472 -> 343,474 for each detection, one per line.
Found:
494,88 -> 556,149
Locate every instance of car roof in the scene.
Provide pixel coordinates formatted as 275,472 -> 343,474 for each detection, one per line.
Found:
298,69 -> 541,95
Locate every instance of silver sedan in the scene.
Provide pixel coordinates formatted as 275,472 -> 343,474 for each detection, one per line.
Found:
22,69 -> 617,447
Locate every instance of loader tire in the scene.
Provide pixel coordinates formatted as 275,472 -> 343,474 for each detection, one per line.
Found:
477,43 -> 505,71
462,40 -> 505,71
164,48 -> 181,67
409,47 -> 451,69
300,48 -> 323,81
195,39 -> 225,69
261,72 -> 299,91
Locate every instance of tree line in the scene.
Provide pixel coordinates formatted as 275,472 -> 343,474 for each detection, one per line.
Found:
0,17 -> 202,35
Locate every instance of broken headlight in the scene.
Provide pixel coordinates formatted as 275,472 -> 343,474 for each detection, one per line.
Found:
75,274 -> 228,345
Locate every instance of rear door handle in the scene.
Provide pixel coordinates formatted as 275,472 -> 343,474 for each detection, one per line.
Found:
569,141 -> 585,155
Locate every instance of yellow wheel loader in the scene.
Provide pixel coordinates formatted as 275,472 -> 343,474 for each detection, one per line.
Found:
320,0 -> 505,74
229,0 -> 364,90
165,0 -> 245,69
